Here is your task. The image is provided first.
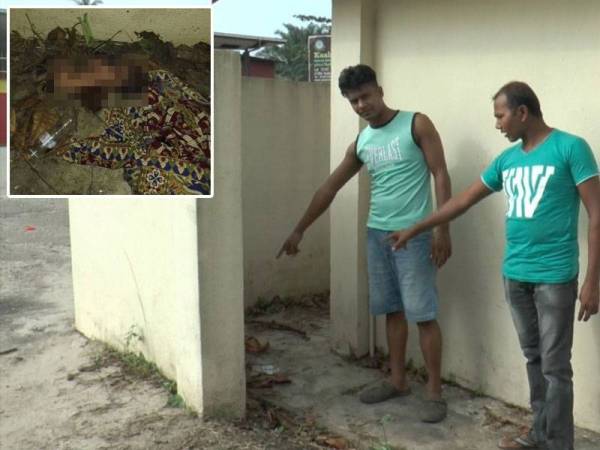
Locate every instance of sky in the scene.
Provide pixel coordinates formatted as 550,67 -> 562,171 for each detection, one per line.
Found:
213,0 -> 331,37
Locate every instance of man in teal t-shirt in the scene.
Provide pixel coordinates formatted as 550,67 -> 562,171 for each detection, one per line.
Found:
481,128 -> 597,284
388,81 -> 600,450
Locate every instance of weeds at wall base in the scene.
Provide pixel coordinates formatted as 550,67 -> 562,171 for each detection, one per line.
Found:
91,342 -> 188,411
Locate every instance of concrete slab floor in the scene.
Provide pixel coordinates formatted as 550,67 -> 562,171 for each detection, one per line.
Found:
246,305 -> 600,450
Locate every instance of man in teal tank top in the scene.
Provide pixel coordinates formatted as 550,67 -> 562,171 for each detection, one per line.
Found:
278,65 -> 453,423
387,82 -> 600,450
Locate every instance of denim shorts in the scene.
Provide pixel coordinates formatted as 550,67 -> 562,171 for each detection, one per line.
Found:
367,228 -> 438,322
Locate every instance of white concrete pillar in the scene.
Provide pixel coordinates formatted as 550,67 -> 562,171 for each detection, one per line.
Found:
196,50 -> 245,417
330,0 -> 377,357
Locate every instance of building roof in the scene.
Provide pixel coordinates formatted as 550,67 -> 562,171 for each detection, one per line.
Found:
214,32 -> 284,51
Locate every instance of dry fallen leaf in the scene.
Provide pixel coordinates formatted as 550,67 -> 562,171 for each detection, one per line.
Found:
245,336 -> 269,354
12,111 -> 32,154
15,95 -> 42,111
47,27 -> 67,44
316,435 -> 349,449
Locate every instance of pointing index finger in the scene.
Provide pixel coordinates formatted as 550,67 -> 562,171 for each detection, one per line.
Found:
276,245 -> 286,259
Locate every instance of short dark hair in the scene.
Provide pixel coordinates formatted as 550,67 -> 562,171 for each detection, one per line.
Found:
493,81 -> 542,118
338,64 -> 378,96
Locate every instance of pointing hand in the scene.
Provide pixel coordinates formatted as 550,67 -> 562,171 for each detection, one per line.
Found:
277,231 -> 303,258
387,229 -> 411,251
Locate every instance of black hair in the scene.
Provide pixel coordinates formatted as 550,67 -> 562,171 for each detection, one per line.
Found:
493,81 -> 542,118
338,64 -> 378,96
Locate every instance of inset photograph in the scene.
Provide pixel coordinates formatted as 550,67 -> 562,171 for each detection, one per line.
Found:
9,8 -> 211,195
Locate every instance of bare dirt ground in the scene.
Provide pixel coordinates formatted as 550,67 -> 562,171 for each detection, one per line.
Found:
0,330 -> 332,450
0,198 -> 336,450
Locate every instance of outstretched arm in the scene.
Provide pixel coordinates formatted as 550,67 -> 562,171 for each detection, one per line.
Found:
388,178 -> 492,250
277,142 -> 363,258
414,113 -> 452,267
577,176 -> 600,321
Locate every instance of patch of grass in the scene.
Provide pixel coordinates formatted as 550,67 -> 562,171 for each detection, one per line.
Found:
167,393 -> 185,408
368,414 -> 402,450
77,13 -> 94,46
94,343 -> 186,409
124,324 -> 144,350
108,347 -> 158,379
162,378 -> 177,394
161,379 -> 185,408
366,414 -> 409,450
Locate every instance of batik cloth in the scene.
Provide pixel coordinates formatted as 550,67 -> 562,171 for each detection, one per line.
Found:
65,69 -> 210,195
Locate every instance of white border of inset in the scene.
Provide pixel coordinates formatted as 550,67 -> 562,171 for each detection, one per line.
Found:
6,6 -> 214,198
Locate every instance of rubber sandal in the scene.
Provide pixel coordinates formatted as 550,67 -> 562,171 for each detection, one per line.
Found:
358,380 -> 411,404
498,430 -> 539,449
420,398 -> 447,423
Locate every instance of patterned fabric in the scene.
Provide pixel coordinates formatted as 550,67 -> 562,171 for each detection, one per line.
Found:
65,70 -> 210,195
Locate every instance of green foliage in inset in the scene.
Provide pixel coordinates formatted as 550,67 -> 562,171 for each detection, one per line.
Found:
77,13 -> 94,46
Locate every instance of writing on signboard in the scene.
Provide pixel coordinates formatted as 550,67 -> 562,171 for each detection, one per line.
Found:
308,35 -> 331,82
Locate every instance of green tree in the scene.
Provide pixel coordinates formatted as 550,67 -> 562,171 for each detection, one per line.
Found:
258,15 -> 331,82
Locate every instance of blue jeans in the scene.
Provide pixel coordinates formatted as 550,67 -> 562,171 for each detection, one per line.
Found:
503,277 -> 578,450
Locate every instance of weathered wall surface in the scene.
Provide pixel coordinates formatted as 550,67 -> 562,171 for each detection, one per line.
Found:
241,77 -> 330,307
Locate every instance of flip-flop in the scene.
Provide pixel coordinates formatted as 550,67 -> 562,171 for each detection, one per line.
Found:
498,431 -> 538,449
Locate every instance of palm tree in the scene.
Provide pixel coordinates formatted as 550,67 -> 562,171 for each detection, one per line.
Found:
73,0 -> 103,5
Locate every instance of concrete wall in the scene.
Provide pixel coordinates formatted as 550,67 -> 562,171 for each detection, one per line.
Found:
69,198 -> 203,405
11,8 -> 211,45
241,77 -> 330,307
333,0 -> 600,432
68,51 -> 245,419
